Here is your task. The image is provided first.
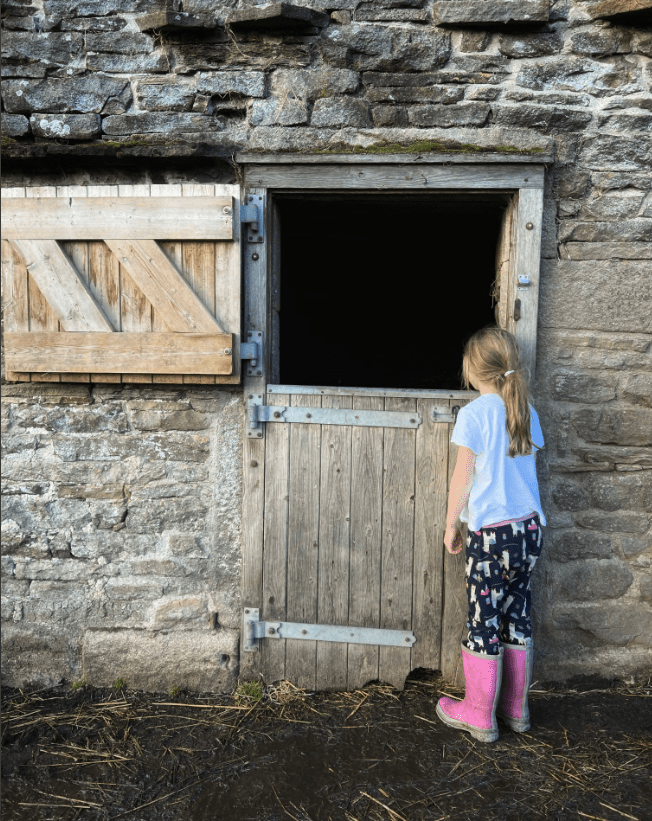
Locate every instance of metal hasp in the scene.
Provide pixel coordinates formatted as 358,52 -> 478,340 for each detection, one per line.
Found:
430,405 -> 461,424
517,275 -> 530,290
243,608 -> 416,652
241,197 -> 263,243
241,330 -> 262,376
246,394 -> 422,438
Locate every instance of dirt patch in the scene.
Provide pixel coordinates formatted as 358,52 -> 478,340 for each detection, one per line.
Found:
2,671 -> 651,821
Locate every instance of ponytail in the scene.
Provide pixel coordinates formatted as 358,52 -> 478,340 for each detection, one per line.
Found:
460,325 -> 542,458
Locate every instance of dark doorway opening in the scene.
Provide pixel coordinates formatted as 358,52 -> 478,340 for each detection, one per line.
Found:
275,193 -> 507,390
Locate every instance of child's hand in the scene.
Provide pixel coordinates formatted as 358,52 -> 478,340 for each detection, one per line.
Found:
444,525 -> 463,555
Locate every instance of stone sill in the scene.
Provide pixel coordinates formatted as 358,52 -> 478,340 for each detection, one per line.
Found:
226,3 -> 330,31
0,140 -> 235,160
136,11 -> 219,34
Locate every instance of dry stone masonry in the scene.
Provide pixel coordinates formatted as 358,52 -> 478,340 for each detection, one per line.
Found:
1,0 -> 651,690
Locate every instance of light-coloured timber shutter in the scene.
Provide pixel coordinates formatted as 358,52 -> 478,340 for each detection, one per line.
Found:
1,184 -> 241,385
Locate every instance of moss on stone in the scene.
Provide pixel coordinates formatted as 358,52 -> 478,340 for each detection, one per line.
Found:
314,139 -> 546,156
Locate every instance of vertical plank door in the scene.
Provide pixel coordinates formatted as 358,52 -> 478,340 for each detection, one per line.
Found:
251,387 -> 472,692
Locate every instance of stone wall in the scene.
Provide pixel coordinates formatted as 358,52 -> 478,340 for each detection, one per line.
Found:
2,0 -> 651,689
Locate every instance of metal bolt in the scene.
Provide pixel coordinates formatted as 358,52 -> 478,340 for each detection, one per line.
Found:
405,637 -> 410,643
526,222 -> 534,230
410,419 -> 415,423
224,348 -> 232,356
248,331 -> 253,337
268,627 -> 276,635
257,369 -> 262,375
306,413 -> 312,418
245,609 -> 250,614
250,460 -> 258,467
248,394 -> 253,399
252,253 -> 259,260
301,629 -> 307,635
274,411 -> 281,418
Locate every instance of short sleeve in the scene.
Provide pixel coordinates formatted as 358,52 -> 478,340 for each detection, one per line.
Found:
451,405 -> 484,456
531,406 -> 545,450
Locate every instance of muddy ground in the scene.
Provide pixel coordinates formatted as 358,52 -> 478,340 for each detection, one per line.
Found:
2,670 -> 651,821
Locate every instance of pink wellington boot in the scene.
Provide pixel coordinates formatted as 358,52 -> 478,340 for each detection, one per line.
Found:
496,640 -> 533,733
436,643 -> 503,743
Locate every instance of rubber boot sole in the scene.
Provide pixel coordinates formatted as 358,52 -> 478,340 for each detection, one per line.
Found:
496,711 -> 530,733
436,702 -> 499,743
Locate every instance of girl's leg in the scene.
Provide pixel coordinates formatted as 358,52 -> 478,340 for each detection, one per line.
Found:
463,527 -> 508,655
498,515 -> 544,646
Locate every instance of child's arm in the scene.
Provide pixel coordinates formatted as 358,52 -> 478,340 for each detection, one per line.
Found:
445,446 -> 476,531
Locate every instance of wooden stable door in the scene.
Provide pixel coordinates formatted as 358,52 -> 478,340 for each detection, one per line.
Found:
245,386 -> 472,691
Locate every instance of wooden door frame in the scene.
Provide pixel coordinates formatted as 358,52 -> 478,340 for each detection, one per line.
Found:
238,154 -> 549,687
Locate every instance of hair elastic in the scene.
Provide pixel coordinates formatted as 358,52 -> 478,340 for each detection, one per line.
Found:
504,370 -> 515,376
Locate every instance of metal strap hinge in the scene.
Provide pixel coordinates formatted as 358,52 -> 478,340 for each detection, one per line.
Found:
243,609 -> 416,652
241,200 -> 263,243
241,330 -> 262,376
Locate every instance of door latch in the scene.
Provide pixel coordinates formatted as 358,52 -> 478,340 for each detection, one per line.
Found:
241,197 -> 263,243
241,330 -> 262,376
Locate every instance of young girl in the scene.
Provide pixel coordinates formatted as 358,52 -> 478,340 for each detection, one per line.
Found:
436,325 -> 546,743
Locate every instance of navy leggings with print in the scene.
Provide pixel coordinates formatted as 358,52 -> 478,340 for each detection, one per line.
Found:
463,513 -> 544,656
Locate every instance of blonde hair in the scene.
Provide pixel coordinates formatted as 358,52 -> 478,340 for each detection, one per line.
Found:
460,325 -> 542,458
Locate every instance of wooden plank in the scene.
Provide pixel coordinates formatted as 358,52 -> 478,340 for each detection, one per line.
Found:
237,153 -> 554,165
441,399 -> 472,688
494,196 -> 516,330
1,196 -> 234,240
182,184 -> 217,385
378,396 -> 416,691
261,392 -> 291,685
240,187 -> 268,683
513,187 -> 544,383
104,240 -> 225,335
24,188 -> 59,381
9,240 -> 114,333
57,186 -> 91,382
244,165 -> 544,191
285,393 -> 321,690
347,394 -> 383,690
6,332 -> 233,375
411,398 -> 449,673
315,394 -> 352,691
1,235 -> 31,381
268,385 -> 479,400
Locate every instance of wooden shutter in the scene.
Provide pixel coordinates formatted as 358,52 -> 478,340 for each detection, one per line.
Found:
1,184 -> 241,385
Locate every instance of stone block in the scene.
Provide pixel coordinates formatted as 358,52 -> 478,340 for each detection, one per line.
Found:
135,81 -> 195,112
597,113 -> 652,133
14,558 -> 94,582
505,89 -> 591,108
311,97 -> 372,128
17,404 -> 129,433
250,98 -> 308,127
366,87 -> 464,104
1,114 -> 30,137
227,3 -> 330,30
493,105 -> 592,133
538,260 -> 652,334
545,529 -> 614,561
560,242 -> 652,260
371,106 -> 409,127
621,373 -> 652,409
85,32 -> 153,54
558,221 -> 652,242
126,498 -> 209,534
147,594 -> 213,630
102,112 -> 223,135
552,603 -> 652,647
1,32 -> 83,77
165,534 -> 210,559
196,71 -> 267,98
51,432 -> 210,463
551,476 -> 592,511
433,0 -> 549,25
466,86 -> 499,101
355,8 -> 428,21
361,58 -> 509,88
574,510 -> 650,532
82,629 -> 239,692
61,17 -> 128,31
570,31 -> 631,57
129,409 -> 209,431
516,57 -> 643,98
556,559 -> 634,601
641,576 -> 652,604
551,372 -> 616,404
634,33 -> 652,57
587,471 -> 652,512
460,31 -> 491,52
270,68 -> 359,101
173,42 -> 311,74
577,191 -> 645,220
86,53 -> 170,73
320,25 -> 451,72
44,0 -> 151,13
499,32 -> 562,58
1,624 -> 74,687
408,102 -> 490,128
136,10 -> 217,34
572,405 -> 652,447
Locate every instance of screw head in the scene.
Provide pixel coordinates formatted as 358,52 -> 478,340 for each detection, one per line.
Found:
250,460 -> 258,467
526,222 -> 534,230
252,253 -> 259,261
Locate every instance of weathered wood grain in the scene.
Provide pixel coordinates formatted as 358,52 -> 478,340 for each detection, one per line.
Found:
261,392 -> 291,684
411,397 -> 449,672
513,187 -> 544,383
10,240 -> 113,333
5,332 -> 233,375
237,153 -> 553,165
316,394 -> 353,691
441,399 -> 472,687
379,396 -> 417,691
347,394 -> 383,690
1,196 -> 233,240
244,165 -> 544,191
285,393 -> 322,690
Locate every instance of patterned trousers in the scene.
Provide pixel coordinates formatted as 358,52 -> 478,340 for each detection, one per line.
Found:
463,513 -> 544,656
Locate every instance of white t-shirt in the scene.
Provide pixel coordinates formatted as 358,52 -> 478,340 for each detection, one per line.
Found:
450,393 -> 547,533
